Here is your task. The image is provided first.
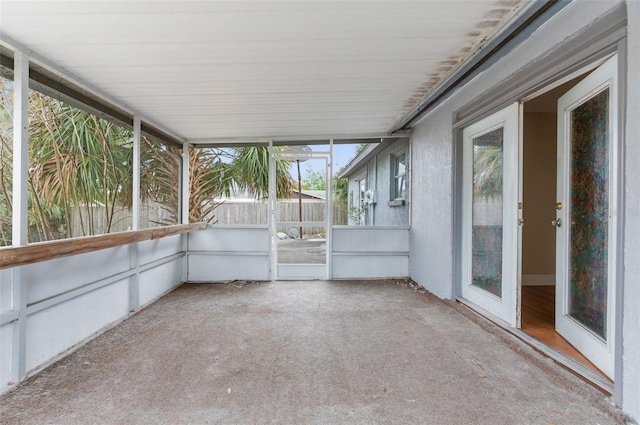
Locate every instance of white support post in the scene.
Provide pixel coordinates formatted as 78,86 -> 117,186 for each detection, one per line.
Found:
268,140 -> 276,280
11,51 -> 29,382
132,116 -> 141,231
129,116 -> 141,311
12,54 -> 28,246
129,243 -> 140,312
327,139 -> 333,279
181,144 -> 190,283
181,143 -> 190,224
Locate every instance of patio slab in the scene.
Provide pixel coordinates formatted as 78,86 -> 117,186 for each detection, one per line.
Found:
0,280 -> 628,424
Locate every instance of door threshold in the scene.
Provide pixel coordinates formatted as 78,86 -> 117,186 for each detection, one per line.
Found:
456,298 -> 613,395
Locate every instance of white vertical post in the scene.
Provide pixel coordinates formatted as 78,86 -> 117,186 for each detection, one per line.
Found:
132,116 -> 141,231
181,143 -> 190,282
129,117 -> 141,311
12,53 -> 28,247
268,140 -> 276,280
407,137 -> 412,227
11,51 -> 29,382
181,143 -> 190,224
327,139 -> 334,279
129,241 -> 140,312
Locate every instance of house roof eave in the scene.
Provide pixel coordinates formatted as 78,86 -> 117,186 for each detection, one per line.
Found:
338,137 -> 408,179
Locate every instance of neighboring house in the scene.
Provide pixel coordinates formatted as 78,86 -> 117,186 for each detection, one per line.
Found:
339,137 -> 409,226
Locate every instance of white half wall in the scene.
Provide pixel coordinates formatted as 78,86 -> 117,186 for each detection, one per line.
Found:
0,233 -> 188,394
187,226 -> 270,282
332,226 -> 409,279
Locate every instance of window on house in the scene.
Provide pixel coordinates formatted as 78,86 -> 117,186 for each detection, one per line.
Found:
392,152 -> 406,200
359,178 -> 367,208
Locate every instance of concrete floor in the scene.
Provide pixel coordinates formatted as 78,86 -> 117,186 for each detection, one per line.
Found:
0,280 -> 629,424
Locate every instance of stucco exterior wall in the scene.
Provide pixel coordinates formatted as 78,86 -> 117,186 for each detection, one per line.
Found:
408,107 -> 454,299
371,139 -> 410,226
410,0 -> 623,297
408,0 -> 638,418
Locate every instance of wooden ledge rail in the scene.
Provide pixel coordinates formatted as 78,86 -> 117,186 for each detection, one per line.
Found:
0,223 -> 207,269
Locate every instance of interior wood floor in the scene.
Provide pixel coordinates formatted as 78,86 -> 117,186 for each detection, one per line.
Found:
520,286 -> 607,379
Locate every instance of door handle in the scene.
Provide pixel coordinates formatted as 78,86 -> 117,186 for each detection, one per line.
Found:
551,218 -> 562,227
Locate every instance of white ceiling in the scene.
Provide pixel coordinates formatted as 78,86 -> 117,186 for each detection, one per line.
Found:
0,1 -> 526,142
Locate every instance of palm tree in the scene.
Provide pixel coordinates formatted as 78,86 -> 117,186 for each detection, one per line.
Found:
187,147 -> 233,223
27,91 -> 133,240
230,146 -> 292,199
1,80 -> 294,240
139,144 -> 293,225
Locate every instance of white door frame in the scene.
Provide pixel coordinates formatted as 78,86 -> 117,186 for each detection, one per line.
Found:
460,103 -> 520,326
269,144 -> 333,280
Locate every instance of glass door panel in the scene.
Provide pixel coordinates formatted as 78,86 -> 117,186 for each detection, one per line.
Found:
556,54 -> 617,378
568,89 -> 609,340
461,103 -> 519,326
472,127 -> 504,298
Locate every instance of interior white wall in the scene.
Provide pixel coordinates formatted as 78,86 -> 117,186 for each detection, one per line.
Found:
622,1 -> 640,419
522,112 -> 556,282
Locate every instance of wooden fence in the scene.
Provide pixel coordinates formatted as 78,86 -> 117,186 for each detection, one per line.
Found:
68,200 -> 346,238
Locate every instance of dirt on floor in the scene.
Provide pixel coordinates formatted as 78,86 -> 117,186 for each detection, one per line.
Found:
0,279 -> 632,425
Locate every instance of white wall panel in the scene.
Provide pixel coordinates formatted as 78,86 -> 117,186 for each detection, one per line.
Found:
24,245 -> 131,305
0,269 -> 12,313
139,259 -> 183,306
138,234 -> 182,265
332,226 -> 409,279
188,226 -> 270,282
332,227 -> 409,252
332,255 -> 409,279
188,226 -> 269,252
188,254 -> 269,282
0,323 -> 13,388
25,279 -> 130,371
